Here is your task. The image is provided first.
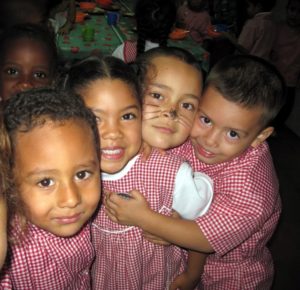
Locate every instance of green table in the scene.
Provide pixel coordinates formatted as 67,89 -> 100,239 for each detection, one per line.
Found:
57,2 -> 209,71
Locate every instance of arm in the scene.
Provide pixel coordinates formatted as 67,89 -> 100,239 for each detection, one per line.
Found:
105,190 -> 213,253
170,250 -> 207,290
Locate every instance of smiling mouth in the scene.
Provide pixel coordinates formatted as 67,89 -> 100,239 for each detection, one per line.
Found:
196,144 -> 216,158
55,213 -> 81,225
101,148 -> 124,160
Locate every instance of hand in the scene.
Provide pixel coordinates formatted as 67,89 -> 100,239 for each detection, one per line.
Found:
142,230 -> 171,246
105,189 -> 151,227
139,141 -> 152,162
169,271 -> 200,290
139,141 -> 166,162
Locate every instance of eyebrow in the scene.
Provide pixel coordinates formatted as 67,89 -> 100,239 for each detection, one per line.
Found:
25,160 -> 98,178
91,104 -> 140,114
149,82 -> 200,100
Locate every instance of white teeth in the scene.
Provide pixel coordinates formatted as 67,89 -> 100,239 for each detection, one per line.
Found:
102,149 -> 122,155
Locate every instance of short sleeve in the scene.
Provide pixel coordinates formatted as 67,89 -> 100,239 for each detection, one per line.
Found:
112,43 -> 125,61
172,162 -> 213,220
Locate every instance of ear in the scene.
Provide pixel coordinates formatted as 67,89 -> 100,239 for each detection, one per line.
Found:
251,126 -> 274,148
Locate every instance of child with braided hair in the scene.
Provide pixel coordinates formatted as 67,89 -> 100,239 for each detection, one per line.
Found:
112,0 -> 176,63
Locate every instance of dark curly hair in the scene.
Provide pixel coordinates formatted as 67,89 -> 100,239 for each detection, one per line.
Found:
3,87 -> 100,233
135,0 -> 176,56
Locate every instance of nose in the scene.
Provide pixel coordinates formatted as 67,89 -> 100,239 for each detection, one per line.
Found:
101,120 -> 122,140
16,75 -> 34,92
162,108 -> 178,120
203,128 -> 219,148
57,181 -> 81,208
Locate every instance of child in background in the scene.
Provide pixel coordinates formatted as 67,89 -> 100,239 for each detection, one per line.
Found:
236,0 -> 277,61
270,0 -> 300,126
112,0 -> 176,63
106,54 -> 285,289
176,0 -> 211,44
135,46 -> 204,150
63,55 -> 213,289
0,88 -> 101,289
0,23 -> 58,102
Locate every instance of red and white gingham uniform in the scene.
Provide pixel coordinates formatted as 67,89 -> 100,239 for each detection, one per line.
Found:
112,41 -> 159,64
91,150 -> 187,290
171,140 -> 281,289
0,221 -> 94,289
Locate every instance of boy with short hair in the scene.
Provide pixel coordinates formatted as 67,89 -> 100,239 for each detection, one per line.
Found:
105,54 -> 286,289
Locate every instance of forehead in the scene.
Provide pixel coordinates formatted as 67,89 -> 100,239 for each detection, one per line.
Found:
13,119 -> 95,157
200,86 -> 264,131
149,56 -> 199,75
146,56 -> 202,90
2,38 -> 51,62
82,78 -> 141,110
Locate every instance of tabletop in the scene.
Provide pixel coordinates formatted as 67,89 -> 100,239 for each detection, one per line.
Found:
57,0 -> 209,71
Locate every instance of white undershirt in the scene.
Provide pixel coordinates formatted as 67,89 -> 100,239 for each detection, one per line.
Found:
102,155 -> 213,220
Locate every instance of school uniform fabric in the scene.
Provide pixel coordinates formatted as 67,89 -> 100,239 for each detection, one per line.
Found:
112,40 -> 159,64
177,3 -> 211,43
171,140 -> 281,289
91,150 -> 213,289
238,12 -> 277,61
0,222 -> 94,289
271,23 -> 300,87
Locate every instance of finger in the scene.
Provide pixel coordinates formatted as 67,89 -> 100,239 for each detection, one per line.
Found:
105,208 -> 118,223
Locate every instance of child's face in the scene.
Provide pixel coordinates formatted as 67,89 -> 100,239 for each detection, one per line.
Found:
287,0 -> 300,28
142,56 -> 202,149
13,119 -> 101,237
80,79 -> 142,174
0,38 -> 53,101
190,86 -> 273,164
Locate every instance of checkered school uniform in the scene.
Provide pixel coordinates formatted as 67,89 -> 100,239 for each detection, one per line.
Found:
0,222 -> 94,289
91,150 -> 187,290
171,140 -> 281,289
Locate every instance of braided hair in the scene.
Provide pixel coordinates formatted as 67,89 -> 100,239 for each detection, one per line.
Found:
135,0 -> 176,56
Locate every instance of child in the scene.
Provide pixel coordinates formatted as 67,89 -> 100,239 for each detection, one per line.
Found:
0,196 -> 7,270
0,88 -> 101,288
236,0 -> 277,61
176,0 -> 211,44
112,0 -> 176,63
63,55 -> 213,289
105,54 -> 286,289
0,23 -> 58,102
0,112 -> 11,270
136,46 -> 204,150
270,0 -> 300,126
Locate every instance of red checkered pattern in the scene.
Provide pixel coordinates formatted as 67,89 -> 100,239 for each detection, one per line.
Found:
91,150 -> 187,290
171,140 -> 281,289
0,222 -> 94,289
123,41 -> 137,64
